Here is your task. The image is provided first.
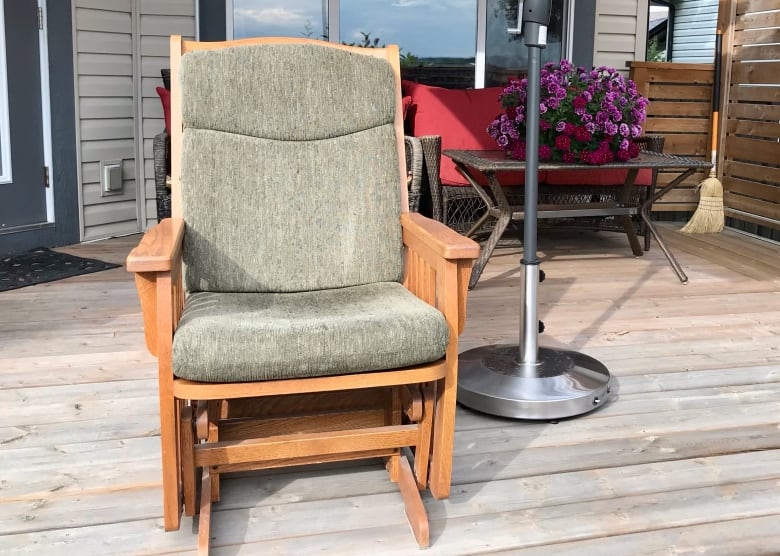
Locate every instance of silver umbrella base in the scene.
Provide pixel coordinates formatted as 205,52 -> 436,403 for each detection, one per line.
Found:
458,345 -> 613,420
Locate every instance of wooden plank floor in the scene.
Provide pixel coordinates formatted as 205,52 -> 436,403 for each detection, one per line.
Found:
1,224 -> 779,555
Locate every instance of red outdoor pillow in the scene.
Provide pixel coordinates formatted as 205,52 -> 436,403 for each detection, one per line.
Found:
402,95 -> 413,120
156,86 -> 171,135
402,81 -> 526,187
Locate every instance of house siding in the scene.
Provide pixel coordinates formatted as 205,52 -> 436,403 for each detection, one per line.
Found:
671,0 -> 718,62
593,0 -> 649,73
72,0 -> 194,241
138,0 -> 196,228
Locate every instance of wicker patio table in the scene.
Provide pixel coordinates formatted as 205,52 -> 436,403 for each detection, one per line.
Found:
443,149 -> 713,288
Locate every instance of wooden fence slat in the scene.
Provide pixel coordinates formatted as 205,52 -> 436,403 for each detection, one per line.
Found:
724,160 -> 780,186
726,119 -> 780,140
644,85 -> 713,101
729,85 -> 780,103
735,10 -> 780,31
734,28 -> 780,46
724,193 -> 780,221
646,101 -> 712,118
724,135 -> 780,166
644,118 -> 710,133
736,0 -> 780,15
731,61 -> 780,85
660,134 -> 710,156
727,102 -> 780,122
726,178 -> 780,204
734,44 -> 780,62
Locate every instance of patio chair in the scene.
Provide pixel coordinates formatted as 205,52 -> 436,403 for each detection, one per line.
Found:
125,35 -> 479,552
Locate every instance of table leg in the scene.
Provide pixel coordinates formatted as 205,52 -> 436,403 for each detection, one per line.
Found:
640,168 -> 699,284
618,169 -> 643,256
469,206 -> 511,289
453,169 -> 513,289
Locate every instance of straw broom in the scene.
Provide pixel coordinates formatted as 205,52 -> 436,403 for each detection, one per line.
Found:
681,30 -> 724,234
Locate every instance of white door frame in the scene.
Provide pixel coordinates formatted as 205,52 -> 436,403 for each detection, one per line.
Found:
38,0 -> 54,222
0,0 -> 12,185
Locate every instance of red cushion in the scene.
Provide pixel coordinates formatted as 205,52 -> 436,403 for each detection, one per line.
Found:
402,81 -> 527,187
156,86 -> 171,135
545,168 -> 653,186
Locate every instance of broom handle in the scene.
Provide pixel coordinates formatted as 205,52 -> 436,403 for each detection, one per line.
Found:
709,30 -> 723,176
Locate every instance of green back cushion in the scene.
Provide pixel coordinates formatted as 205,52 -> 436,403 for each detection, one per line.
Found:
179,43 -> 403,293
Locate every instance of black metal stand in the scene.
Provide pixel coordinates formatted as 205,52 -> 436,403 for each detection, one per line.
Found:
457,0 -> 613,420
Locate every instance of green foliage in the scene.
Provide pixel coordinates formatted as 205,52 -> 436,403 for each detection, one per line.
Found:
301,20 -> 329,40
646,37 -> 667,62
343,32 -> 384,49
400,51 -> 420,68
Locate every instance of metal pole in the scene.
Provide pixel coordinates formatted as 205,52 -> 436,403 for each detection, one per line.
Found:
519,18 -> 544,365
456,0 -> 613,420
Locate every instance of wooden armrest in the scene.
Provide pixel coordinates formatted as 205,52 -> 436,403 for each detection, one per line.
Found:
126,218 -> 185,357
126,217 -> 185,273
401,212 -> 479,260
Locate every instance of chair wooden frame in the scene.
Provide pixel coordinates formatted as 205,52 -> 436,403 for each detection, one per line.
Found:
126,36 -> 479,553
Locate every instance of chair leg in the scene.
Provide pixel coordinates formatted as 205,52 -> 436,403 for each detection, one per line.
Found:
160,391 -> 182,531
207,400 -> 225,502
180,404 -> 197,517
414,383 -> 435,490
395,455 -> 430,548
429,373 -> 456,500
197,467 -> 213,556
385,387 -> 402,482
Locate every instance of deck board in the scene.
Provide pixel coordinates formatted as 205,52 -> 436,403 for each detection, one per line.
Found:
1,225 -> 779,554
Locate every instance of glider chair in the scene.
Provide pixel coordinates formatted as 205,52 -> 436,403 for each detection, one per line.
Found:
126,35 -> 479,552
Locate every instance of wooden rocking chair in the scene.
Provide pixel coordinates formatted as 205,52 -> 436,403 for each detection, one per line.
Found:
126,36 -> 479,553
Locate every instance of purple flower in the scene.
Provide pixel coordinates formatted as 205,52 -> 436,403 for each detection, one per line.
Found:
491,60 -> 648,164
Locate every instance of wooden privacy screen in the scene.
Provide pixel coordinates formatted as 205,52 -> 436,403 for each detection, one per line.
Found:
719,0 -> 780,230
629,61 -> 714,213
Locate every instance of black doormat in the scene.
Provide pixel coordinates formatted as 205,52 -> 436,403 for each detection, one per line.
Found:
0,247 -> 121,292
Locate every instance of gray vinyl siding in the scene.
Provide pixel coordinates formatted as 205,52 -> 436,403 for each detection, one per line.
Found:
671,0 -> 718,62
593,0 -> 649,74
72,0 -> 195,241
74,1 -> 138,241
139,0 -> 196,228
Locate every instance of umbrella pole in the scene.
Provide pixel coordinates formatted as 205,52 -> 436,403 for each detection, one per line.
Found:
456,0 -> 614,420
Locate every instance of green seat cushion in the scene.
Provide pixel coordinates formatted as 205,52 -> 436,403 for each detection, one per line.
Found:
172,282 -> 448,383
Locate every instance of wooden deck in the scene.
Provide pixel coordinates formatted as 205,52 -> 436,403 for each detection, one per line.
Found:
2,224 -> 780,555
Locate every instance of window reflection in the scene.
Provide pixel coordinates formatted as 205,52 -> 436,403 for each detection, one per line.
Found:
340,0 -> 477,88
230,1 -> 570,89
232,0 -> 328,40
485,0 -> 565,87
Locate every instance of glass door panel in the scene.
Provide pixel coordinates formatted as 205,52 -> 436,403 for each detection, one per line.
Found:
232,0 -> 329,40
339,0 -> 478,88
484,0 -> 566,87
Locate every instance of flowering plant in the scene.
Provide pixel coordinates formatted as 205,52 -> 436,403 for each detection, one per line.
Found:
487,60 -> 649,165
